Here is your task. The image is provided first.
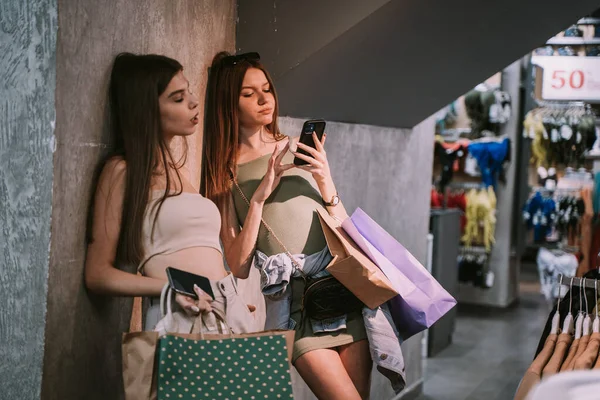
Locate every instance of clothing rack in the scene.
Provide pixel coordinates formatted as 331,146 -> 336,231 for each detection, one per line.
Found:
447,182 -> 485,190
535,100 -> 590,109
440,128 -> 472,136
439,128 -> 472,142
530,186 -> 556,194
459,245 -> 489,255
557,274 -> 599,290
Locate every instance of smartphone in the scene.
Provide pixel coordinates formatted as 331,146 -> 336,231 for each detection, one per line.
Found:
166,267 -> 215,300
293,119 -> 326,166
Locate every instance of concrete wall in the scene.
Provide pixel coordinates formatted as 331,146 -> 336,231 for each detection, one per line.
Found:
41,2 -> 236,399
0,1 -> 57,399
456,60 -> 522,307
279,116 -> 436,399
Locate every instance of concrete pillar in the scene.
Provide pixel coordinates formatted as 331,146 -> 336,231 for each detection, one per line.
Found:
41,2 -> 235,399
0,1 -> 57,398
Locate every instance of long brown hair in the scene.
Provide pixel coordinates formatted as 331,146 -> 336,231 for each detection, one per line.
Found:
107,52 -> 185,267
201,51 -> 284,211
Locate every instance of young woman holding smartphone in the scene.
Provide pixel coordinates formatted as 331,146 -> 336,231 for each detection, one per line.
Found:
202,52 -> 373,400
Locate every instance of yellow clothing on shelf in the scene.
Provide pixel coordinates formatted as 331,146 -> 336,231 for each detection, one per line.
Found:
461,187 -> 497,251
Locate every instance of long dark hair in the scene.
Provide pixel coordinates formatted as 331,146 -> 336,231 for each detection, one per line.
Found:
107,52 -> 184,267
201,51 -> 284,211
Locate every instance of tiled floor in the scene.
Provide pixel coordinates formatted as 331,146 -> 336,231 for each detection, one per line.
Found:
415,271 -> 550,400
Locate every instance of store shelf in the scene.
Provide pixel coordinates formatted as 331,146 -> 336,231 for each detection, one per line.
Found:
584,152 -> 600,161
546,37 -> 600,45
526,243 -> 561,250
577,18 -> 600,25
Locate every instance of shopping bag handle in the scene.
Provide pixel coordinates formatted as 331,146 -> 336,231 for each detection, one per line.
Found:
159,282 -> 170,319
191,308 -> 233,339
160,283 -> 233,337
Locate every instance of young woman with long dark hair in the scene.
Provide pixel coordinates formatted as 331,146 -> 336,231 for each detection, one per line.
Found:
85,53 -> 256,333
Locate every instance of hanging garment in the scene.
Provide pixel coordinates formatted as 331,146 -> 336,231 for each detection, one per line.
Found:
586,46 -> 600,57
464,89 -> 494,135
489,90 -> 512,124
569,315 -> 593,369
431,188 -> 443,208
514,334 -> 558,400
543,333 -> 574,378
560,313 -> 585,372
462,188 -> 497,251
458,251 -> 490,288
587,223 -> 600,274
564,25 -> 584,37
577,188 -> 594,277
595,348 -> 600,369
524,192 -> 557,243
535,46 -> 555,56
536,248 -> 578,302
557,46 -> 577,56
593,172 -> 600,216
574,332 -> 600,370
467,138 -> 510,189
535,270 -> 600,358
446,192 -> 467,232
525,110 -> 597,168
464,88 -> 511,135
523,112 -> 549,168
434,140 -> 467,190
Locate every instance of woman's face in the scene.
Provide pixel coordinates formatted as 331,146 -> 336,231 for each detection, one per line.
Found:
238,68 -> 275,130
159,71 -> 200,139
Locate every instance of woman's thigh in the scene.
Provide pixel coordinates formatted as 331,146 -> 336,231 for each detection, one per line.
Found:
294,347 -> 363,400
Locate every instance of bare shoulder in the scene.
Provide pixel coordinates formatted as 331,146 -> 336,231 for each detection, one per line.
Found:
100,156 -> 126,183
95,156 -> 127,198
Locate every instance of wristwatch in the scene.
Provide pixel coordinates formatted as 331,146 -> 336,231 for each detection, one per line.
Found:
323,193 -> 340,207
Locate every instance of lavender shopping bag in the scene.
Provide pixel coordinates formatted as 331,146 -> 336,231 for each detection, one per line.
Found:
342,208 -> 456,340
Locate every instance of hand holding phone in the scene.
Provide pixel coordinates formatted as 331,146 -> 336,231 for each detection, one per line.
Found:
174,287 -> 214,315
166,267 -> 215,300
293,119 -> 326,166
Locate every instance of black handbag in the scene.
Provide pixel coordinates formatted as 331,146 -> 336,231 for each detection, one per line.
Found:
234,181 -> 363,321
302,275 -> 364,320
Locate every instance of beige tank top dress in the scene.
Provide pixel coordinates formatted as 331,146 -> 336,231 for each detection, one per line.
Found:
139,191 -> 257,334
234,150 -> 367,362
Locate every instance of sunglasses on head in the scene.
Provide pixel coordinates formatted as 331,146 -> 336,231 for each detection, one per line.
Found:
221,52 -> 260,67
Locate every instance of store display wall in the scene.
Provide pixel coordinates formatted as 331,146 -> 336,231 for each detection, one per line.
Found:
457,60 -> 523,307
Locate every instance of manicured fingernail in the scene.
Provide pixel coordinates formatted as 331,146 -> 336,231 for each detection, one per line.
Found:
191,306 -> 200,313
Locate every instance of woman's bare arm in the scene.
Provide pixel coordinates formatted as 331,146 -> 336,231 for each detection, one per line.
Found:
84,158 -> 165,296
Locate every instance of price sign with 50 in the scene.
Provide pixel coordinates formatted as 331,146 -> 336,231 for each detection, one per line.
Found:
549,69 -> 586,90
534,56 -> 600,102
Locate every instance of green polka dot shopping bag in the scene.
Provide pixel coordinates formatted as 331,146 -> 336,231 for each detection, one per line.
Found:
157,334 -> 293,399
122,286 -> 295,400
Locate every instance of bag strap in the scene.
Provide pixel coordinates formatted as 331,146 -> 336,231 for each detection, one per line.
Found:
160,282 -> 171,319
232,179 -> 307,279
191,308 -> 232,339
128,272 -> 144,333
161,283 -> 231,338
